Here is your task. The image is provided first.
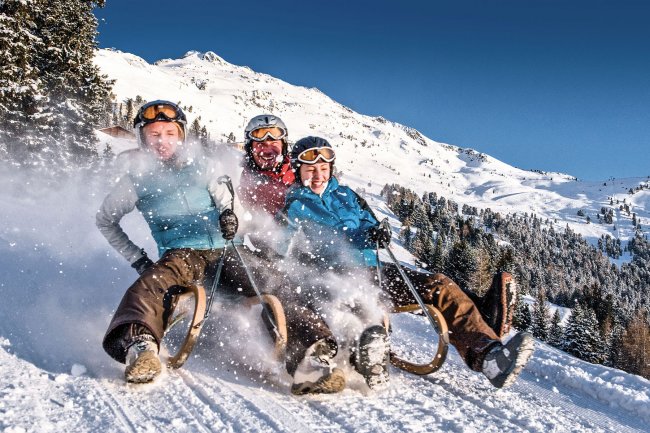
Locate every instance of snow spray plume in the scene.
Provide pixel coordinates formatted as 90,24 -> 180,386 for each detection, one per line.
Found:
0,164 -> 140,376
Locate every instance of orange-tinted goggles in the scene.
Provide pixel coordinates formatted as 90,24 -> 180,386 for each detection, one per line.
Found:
249,126 -> 287,141
297,147 -> 336,164
140,104 -> 183,121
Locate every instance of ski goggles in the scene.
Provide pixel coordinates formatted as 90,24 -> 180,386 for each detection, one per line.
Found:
297,147 -> 336,164
139,103 -> 186,124
248,126 -> 287,142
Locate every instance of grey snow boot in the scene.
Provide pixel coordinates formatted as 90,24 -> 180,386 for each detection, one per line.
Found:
482,331 -> 534,389
291,339 -> 346,395
354,325 -> 390,390
125,335 -> 161,384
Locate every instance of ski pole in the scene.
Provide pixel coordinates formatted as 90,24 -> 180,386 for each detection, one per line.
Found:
383,242 -> 443,335
230,240 -> 283,342
217,175 -> 235,211
216,175 -> 283,342
204,243 -> 227,320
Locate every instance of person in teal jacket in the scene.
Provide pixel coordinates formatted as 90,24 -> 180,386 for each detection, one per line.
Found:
279,136 -> 535,391
98,101 -> 249,383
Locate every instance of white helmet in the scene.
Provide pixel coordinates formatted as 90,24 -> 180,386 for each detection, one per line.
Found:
243,114 -> 289,169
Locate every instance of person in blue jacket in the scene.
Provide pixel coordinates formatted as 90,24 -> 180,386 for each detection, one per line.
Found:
279,136 -> 535,391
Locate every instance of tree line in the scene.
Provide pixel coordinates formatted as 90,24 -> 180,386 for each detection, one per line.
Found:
381,183 -> 650,378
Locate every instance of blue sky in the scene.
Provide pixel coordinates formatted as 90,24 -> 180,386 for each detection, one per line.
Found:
94,0 -> 650,181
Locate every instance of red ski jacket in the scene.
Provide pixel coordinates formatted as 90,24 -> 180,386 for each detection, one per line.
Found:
238,157 -> 296,216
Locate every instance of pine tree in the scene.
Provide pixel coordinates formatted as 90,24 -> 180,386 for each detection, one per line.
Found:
563,304 -> 606,364
444,240 -> 478,291
200,125 -> 209,147
431,234 -> 445,272
0,0 -> 45,160
189,118 -> 202,140
34,0 -> 112,164
547,309 -> 563,348
512,291 -> 532,331
125,98 -> 134,126
606,322 -> 625,368
618,312 -> 650,378
531,288 -> 550,341
0,0 -> 112,166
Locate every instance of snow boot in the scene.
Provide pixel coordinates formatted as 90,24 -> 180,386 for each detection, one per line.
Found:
482,331 -> 534,389
291,339 -> 346,395
125,335 -> 161,384
353,325 -> 390,390
481,272 -> 517,338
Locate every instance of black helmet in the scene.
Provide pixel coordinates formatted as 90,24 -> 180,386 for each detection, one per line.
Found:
243,114 -> 289,170
290,136 -> 336,181
133,100 -> 187,146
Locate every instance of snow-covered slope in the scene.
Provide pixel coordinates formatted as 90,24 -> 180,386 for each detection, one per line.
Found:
1,161 -> 648,433
94,48 -> 649,251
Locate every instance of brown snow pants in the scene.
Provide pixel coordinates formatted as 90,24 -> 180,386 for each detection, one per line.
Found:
103,247 -> 333,371
379,263 -> 500,371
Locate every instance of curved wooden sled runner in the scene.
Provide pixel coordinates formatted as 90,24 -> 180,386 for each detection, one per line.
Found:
389,304 -> 449,375
165,285 -> 287,369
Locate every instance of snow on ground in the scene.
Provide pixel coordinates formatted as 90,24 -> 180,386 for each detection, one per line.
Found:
1,164 -> 649,433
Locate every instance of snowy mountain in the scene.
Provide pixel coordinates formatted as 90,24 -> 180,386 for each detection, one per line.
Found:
1,49 -> 649,432
94,48 -> 650,253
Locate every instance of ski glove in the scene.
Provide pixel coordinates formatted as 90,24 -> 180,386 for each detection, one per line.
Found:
131,252 -> 154,275
369,218 -> 392,248
219,208 -> 238,241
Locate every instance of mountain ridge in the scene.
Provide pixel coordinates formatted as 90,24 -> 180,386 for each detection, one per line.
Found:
94,48 -> 649,250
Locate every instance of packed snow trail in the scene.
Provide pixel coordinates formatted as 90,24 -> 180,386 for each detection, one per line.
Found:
2,313 -> 649,433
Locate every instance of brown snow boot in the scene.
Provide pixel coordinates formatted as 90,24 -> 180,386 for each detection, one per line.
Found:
124,336 -> 161,384
291,339 -> 346,395
480,272 -> 517,338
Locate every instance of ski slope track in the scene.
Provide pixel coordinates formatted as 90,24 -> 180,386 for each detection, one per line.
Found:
1,49 -> 649,432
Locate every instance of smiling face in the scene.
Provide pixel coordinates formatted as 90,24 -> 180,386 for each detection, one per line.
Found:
299,161 -> 331,195
142,121 -> 182,160
251,139 -> 284,170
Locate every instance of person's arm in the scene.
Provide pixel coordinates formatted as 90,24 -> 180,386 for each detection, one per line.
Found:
96,176 -> 146,264
271,196 -> 304,258
344,188 -> 380,247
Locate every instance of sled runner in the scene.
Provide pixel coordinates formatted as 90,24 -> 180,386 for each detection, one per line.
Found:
163,285 -> 288,369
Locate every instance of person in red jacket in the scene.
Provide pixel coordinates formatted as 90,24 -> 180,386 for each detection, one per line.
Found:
238,114 -> 295,216
237,115 -> 345,394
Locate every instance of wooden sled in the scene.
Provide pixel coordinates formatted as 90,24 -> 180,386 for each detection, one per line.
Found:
164,285 -> 449,376
389,304 -> 449,375
164,285 -> 287,369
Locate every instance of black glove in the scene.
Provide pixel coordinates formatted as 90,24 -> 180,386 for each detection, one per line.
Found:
219,208 -> 239,241
131,252 -> 154,275
369,218 -> 392,248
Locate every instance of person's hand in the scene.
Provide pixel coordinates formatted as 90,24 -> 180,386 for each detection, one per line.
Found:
369,218 -> 391,248
219,208 -> 239,241
131,253 -> 154,275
